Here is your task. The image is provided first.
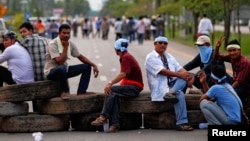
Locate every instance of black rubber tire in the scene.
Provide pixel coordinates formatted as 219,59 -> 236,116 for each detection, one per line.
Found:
37,93 -> 104,115
144,112 -> 175,129
121,92 -> 176,113
0,117 -> 3,132
0,113 -> 70,133
0,102 -> 29,117
0,80 -> 60,102
70,112 -> 142,131
144,110 -> 206,129
38,92 -> 177,115
185,94 -> 201,110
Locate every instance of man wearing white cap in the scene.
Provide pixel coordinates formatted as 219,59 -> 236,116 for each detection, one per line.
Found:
145,36 -> 194,131
214,36 -> 250,107
183,35 -> 232,93
91,38 -> 144,133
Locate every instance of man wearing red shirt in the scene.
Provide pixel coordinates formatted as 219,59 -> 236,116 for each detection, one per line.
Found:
214,36 -> 250,107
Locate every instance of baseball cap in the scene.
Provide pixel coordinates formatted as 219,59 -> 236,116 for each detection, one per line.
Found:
114,38 -> 129,52
195,35 -> 210,45
2,30 -> 18,39
154,36 -> 168,43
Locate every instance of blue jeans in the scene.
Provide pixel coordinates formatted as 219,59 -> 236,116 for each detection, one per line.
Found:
47,64 -> 91,94
200,99 -> 238,125
170,78 -> 189,125
137,33 -> 144,44
100,85 -> 142,128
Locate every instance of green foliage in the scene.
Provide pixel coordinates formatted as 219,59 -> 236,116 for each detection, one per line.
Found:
8,13 -> 24,32
100,0 -> 156,18
55,0 -> 90,16
155,0 -> 181,16
101,0 -> 134,17
168,30 -> 250,58
125,0 -> 153,17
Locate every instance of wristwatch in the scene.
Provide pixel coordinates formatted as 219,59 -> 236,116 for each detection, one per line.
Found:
108,81 -> 112,85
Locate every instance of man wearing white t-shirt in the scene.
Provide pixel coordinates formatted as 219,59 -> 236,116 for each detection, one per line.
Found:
0,30 -> 34,86
197,14 -> 213,37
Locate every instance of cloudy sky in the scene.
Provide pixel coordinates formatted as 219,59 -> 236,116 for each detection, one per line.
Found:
88,0 -> 103,11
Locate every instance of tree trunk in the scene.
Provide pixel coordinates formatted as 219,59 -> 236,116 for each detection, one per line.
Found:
236,0 -> 241,43
223,0 -> 232,49
192,12 -> 199,42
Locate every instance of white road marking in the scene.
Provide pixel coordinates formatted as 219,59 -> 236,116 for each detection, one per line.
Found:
97,63 -> 103,67
111,68 -> 117,72
100,75 -> 107,81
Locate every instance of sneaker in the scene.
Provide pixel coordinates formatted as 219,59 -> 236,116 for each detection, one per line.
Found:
91,116 -> 107,126
61,92 -> 70,100
77,92 -> 96,96
188,89 -> 202,94
107,125 -> 119,133
176,124 -> 194,131
164,92 -> 178,103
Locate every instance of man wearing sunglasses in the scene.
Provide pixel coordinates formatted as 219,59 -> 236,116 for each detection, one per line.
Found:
183,35 -> 232,94
145,36 -> 194,131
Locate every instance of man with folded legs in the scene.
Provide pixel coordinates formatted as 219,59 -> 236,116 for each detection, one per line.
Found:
145,36 -> 194,131
44,24 -> 99,99
91,38 -> 143,133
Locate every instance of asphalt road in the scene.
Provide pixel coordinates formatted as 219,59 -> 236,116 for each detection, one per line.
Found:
0,26 -> 212,141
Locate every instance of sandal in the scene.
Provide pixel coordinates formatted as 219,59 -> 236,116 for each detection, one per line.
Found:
164,92 -> 178,103
91,116 -> 107,126
77,92 -> 96,96
61,92 -> 70,100
108,125 -> 119,133
188,89 -> 202,94
176,124 -> 194,131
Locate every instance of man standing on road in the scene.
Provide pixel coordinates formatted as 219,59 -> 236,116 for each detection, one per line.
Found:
44,24 -> 99,100
91,38 -> 143,133
145,36 -> 194,131
19,22 -> 49,112
197,14 -> 213,37
214,37 -> 250,107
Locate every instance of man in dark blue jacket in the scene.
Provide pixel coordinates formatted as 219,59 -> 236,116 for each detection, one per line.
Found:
183,35 -> 232,93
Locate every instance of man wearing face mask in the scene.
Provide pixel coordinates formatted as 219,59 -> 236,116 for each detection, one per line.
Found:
183,35 -> 232,93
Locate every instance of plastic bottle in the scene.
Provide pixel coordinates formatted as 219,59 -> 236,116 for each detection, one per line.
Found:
103,119 -> 109,132
199,123 -> 208,129
32,132 -> 43,141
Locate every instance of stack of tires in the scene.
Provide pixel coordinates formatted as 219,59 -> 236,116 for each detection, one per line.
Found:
37,92 -> 143,131
0,80 -> 70,133
1,81 -> 249,133
144,94 -> 206,129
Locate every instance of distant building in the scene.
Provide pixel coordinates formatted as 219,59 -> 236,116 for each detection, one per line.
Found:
232,5 -> 250,25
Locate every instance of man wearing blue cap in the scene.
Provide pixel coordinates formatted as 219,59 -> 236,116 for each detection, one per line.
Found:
145,36 -> 194,131
91,38 -> 144,133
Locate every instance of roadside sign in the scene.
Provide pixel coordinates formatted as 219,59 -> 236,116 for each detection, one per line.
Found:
0,4 -> 7,18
